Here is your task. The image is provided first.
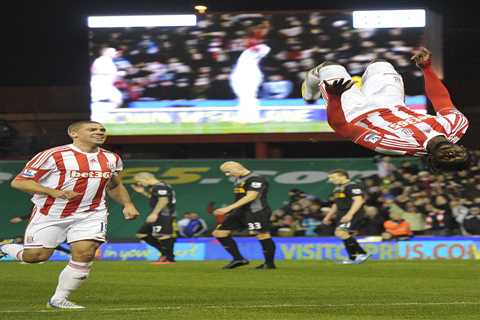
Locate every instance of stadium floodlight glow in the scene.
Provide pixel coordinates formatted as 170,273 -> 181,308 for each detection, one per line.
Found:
87,15 -> 197,28
194,5 -> 208,14
352,10 -> 426,28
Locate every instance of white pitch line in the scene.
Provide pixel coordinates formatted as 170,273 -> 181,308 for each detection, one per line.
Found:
0,301 -> 478,313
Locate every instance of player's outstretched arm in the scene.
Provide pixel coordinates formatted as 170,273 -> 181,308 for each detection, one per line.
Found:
411,47 -> 455,114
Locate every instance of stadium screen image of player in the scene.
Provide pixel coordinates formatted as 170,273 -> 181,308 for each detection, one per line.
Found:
88,10 -> 429,135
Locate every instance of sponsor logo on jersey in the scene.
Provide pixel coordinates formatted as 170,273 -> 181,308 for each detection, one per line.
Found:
20,169 -> 38,178
70,170 -> 113,179
400,128 -> 413,136
351,188 -> 363,195
251,182 -> 263,188
364,133 -> 381,144
157,189 -> 168,195
388,115 -> 430,130
234,187 -> 246,193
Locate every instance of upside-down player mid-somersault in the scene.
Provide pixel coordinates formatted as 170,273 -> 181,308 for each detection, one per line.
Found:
302,47 -> 470,172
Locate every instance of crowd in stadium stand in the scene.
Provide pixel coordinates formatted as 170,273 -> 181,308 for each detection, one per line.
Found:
91,11 -> 424,103
269,150 -> 480,239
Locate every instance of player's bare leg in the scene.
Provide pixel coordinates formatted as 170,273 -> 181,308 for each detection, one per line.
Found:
1,241 -> 54,263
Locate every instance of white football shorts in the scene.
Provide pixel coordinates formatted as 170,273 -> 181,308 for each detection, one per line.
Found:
23,207 -> 108,249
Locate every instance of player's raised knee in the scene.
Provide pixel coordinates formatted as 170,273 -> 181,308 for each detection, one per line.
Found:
22,249 -> 53,263
71,250 -> 96,262
334,229 -> 349,239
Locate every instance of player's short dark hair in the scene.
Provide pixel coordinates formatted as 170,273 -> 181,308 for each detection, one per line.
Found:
67,120 -> 102,134
427,143 -> 470,173
328,169 -> 349,178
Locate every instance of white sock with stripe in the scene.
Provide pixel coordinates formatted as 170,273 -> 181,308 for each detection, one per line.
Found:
1,244 -> 24,261
50,260 -> 92,302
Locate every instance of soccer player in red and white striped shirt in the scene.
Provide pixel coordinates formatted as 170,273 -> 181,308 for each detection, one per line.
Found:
302,48 -> 469,172
0,120 -> 140,309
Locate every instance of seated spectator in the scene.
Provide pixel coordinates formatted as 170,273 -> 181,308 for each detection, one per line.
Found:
451,198 -> 470,235
271,208 -> 287,223
382,211 -> 412,241
434,194 -> 459,235
402,202 -> 426,235
462,207 -> 480,235
380,194 -> 406,219
275,215 -> 299,237
287,188 -> 306,203
375,156 -> 396,179
360,206 -> 385,236
398,159 -> 419,175
424,204 -> 448,236
299,214 -> 323,236
177,212 -> 192,237
183,212 -> 208,237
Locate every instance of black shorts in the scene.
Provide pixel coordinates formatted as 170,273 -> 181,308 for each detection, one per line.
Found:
334,211 -> 364,233
217,208 -> 272,233
137,215 -> 176,237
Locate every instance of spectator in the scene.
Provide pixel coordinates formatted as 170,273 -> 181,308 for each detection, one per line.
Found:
183,212 -> 208,237
462,207 -> 480,235
359,206 -> 385,236
275,215 -> 299,237
375,156 -> 396,179
424,204 -> 448,236
433,194 -> 459,235
300,214 -> 323,236
177,212 -> 192,237
402,202 -> 426,235
399,159 -> 419,175
382,211 -> 412,241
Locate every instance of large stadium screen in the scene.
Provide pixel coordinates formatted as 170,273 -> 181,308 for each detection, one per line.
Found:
88,10 -> 430,136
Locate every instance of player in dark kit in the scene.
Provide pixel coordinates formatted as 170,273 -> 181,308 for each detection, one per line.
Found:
213,161 -> 276,269
132,172 -> 177,264
323,169 -> 370,264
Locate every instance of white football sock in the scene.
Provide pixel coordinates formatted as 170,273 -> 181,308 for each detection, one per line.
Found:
1,244 -> 24,261
50,260 -> 92,302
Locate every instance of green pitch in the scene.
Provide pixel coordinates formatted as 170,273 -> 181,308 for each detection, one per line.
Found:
1,260 -> 478,320
104,122 -> 333,135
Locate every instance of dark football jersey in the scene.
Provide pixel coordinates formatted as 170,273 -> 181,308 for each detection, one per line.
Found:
233,173 -> 270,212
149,182 -> 176,217
331,181 -> 365,214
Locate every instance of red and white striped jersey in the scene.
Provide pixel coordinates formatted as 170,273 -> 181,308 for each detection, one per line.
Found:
16,144 -> 122,218
351,106 -> 469,156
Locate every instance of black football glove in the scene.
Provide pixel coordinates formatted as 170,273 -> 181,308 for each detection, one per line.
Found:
323,79 -> 354,96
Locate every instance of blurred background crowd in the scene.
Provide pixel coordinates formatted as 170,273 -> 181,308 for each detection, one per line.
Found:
176,149 -> 480,240
268,150 -> 480,239
91,11 -> 425,104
